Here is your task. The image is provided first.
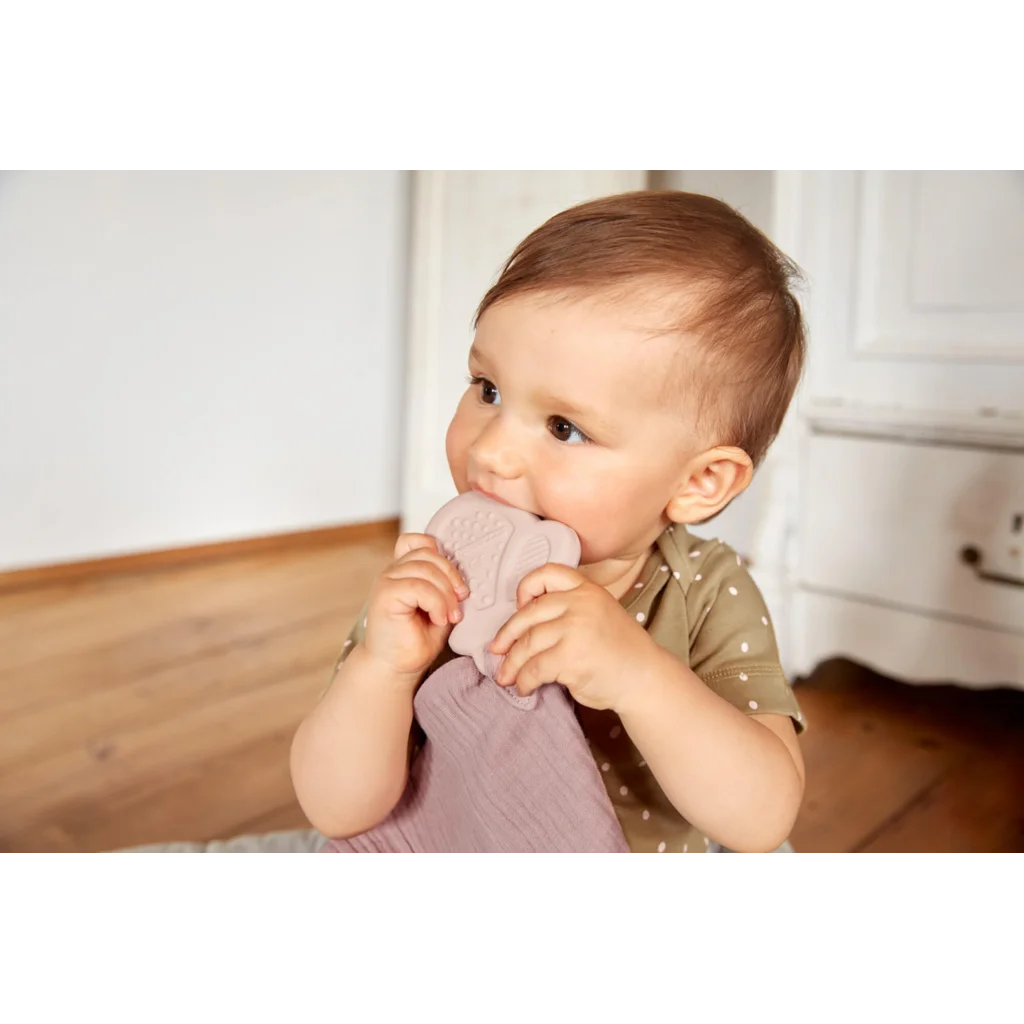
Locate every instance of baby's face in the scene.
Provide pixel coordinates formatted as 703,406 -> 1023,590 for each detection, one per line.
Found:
445,290 -> 702,567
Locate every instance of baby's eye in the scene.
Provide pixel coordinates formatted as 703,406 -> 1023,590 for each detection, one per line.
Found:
469,375 -> 501,406
548,416 -> 590,445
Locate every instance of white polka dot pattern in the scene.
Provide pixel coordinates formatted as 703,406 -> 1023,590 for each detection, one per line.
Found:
657,842 -> 666,853
619,786 -> 629,796
636,612 -> 645,623
749,700 -> 759,710
642,810 -> 650,820
728,586 -> 738,596
609,725 -> 622,739
740,641 -> 749,653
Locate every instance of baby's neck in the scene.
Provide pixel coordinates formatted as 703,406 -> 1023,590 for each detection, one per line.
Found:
578,548 -> 652,601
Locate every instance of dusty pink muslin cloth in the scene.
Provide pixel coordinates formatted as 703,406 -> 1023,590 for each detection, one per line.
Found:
324,655 -> 628,853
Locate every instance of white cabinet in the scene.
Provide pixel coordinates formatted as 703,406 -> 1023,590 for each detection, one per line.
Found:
801,435 -> 1024,630
769,171 -> 1024,690
794,434 -> 1024,687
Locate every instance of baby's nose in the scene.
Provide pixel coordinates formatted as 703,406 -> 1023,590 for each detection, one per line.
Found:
474,445 -> 522,479
470,425 -> 524,480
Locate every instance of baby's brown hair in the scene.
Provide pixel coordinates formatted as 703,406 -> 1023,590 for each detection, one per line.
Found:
475,190 -> 805,467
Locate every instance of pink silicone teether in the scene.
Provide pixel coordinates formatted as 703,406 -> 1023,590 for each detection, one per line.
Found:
425,492 -> 581,680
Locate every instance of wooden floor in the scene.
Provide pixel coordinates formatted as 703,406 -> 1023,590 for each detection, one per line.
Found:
1,531 -> 1021,852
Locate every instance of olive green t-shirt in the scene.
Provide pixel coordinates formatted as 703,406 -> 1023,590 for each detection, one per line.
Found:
329,524 -> 804,853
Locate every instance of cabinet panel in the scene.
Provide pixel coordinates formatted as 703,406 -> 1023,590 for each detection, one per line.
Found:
801,434 -> 1024,633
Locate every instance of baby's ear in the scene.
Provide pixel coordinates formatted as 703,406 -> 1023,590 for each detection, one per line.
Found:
666,446 -> 753,524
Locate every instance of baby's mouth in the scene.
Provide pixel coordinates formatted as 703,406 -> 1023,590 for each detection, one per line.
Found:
468,483 -> 552,523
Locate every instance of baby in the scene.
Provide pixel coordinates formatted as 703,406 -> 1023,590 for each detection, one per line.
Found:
291,190 -> 807,853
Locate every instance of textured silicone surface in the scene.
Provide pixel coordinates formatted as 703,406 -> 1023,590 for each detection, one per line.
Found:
425,492 -> 581,680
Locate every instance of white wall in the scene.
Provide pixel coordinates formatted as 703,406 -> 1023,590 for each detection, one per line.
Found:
0,171 -> 409,572
654,170 -> 777,561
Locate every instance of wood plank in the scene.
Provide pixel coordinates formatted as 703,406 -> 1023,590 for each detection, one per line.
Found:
0,665 -> 326,845
791,658 -> 1024,852
0,611 -> 345,776
789,682 -> 956,852
857,750 -> 1024,853
0,536 -> 390,665
0,533 -> 396,851
0,518 -> 399,593
65,731 -> 301,853
1,731 -> 306,852
0,538 -> 392,715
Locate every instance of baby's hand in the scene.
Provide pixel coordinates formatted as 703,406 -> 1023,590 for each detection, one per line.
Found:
488,564 -> 660,712
363,534 -> 469,683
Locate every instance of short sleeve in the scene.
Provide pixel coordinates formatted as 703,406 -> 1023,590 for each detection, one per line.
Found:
331,603 -> 369,676
686,545 -> 805,733
313,602 -> 370,705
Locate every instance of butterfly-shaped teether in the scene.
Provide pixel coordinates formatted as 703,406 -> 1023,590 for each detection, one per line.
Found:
425,492 -> 581,680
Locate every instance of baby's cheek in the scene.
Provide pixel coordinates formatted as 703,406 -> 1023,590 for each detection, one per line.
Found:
445,414 -> 470,487
547,479 -> 625,555
543,473 -> 598,518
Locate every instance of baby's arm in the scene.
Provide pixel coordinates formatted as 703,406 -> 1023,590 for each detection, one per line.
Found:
622,546 -> 805,851
290,534 -> 467,839
290,644 -> 420,839
617,653 -> 805,852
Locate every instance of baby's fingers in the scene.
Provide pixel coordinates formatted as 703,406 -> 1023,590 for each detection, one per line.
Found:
490,594 -> 567,655
394,533 -> 438,560
387,560 -> 464,623
403,550 -> 469,601
386,576 -> 454,628
495,621 -> 563,688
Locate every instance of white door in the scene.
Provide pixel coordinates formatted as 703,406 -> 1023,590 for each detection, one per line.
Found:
399,171 -> 648,535
773,171 -> 1024,687
794,170 -> 1024,432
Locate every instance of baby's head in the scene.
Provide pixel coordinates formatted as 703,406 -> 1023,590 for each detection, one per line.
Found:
445,190 -> 805,568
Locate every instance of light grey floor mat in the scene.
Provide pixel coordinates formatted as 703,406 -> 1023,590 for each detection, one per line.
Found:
122,828 -> 328,853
